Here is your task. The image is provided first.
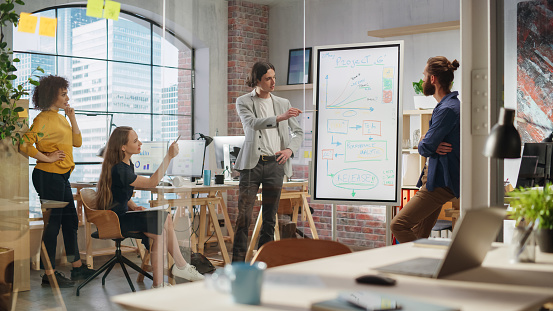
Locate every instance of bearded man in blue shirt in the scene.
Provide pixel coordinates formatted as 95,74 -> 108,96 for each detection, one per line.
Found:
391,56 -> 460,243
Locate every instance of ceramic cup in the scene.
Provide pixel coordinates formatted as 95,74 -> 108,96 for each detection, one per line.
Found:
211,262 -> 267,305
203,170 -> 211,186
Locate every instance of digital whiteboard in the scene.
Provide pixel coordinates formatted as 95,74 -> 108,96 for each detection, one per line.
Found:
311,41 -> 403,205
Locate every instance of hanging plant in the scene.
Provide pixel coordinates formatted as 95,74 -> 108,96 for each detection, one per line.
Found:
0,0 -> 44,145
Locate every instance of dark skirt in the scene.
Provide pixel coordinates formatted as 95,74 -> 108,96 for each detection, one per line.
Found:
118,210 -> 169,236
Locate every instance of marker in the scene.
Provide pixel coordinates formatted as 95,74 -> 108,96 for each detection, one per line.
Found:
173,134 -> 181,144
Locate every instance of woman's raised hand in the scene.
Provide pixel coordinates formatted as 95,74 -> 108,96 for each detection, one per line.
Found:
168,141 -> 179,158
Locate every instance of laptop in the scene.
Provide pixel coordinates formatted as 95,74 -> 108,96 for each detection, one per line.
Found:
375,207 -> 505,279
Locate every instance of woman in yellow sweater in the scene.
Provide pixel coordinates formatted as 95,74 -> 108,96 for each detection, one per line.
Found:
21,75 -> 95,287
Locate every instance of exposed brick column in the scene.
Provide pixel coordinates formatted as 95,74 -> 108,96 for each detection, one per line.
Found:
227,0 -> 270,239
178,50 -> 192,139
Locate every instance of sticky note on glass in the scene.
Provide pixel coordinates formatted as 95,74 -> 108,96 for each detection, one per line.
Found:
18,12 -> 38,34
304,151 -> 312,159
86,0 -> 104,18
103,1 -> 121,21
38,17 -> 57,37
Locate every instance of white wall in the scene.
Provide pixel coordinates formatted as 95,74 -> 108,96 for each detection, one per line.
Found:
269,0 -> 461,111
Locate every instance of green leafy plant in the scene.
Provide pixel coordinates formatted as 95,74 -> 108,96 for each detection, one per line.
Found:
0,0 -> 44,145
413,79 -> 454,96
507,183 -> 553,230
412,79 -> 423,95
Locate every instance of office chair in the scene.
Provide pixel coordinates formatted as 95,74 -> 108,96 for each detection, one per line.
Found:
251,239 -> 352,268
76,189 -> 152,296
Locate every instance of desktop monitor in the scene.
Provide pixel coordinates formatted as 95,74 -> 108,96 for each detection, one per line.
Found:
133,141 -> 169,175
213,136 -> 245,170
167,140 -> 206,178
515,142 -> 553,188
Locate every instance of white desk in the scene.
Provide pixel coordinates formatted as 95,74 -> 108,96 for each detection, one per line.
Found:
112,242 -> 553,311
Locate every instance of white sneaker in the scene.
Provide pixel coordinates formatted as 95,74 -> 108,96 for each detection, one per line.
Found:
172,264 -> 205,281
152,282 -> 172,289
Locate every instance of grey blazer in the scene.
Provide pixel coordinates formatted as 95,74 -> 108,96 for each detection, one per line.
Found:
234,90 -> 304,177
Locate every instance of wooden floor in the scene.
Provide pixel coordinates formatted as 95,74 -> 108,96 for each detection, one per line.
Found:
13,243 -> 227,311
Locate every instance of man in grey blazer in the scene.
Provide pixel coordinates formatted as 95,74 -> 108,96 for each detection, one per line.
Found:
232,61 -> 304,262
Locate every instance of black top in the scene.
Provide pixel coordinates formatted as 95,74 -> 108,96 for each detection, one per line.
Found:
110,161 -> 137,217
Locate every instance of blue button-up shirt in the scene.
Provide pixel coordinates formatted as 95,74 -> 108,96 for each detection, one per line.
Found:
416,91 -> 460,197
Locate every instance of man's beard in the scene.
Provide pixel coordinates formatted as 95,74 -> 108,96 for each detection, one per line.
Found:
423,81 -> 435,96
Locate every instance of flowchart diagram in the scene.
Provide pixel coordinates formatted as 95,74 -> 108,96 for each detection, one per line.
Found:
313,43 -> 402,204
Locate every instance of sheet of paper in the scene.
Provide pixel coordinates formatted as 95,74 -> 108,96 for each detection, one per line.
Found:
86,0 -> 104,18
38,17 -> 57,37
17,12 -> 38,34
264,273 -> 325,288
103,0 -> 121,21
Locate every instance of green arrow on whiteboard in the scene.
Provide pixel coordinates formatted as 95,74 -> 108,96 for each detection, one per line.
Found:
352,189 -> 356,197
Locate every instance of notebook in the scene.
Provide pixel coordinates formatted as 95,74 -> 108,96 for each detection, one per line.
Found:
311,291 -> 459,311
375,207 -> 505,279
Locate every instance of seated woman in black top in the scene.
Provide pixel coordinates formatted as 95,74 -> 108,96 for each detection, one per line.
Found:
95,126 -> 203,288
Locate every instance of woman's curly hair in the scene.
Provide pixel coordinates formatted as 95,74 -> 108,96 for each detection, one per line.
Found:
32,75 -> 69,111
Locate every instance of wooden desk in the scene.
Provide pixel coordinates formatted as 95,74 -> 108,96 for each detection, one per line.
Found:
243,181 -> 319,262
112,242 -> 553,311
135,182 -> 238,265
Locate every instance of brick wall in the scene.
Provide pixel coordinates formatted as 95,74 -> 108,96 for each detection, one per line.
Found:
225,1 -> 387,251
178,50 -> 192,139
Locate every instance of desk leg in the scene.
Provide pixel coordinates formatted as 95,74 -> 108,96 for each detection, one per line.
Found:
40,243 -> 67,310
291,200 -> 300,224
245,208 -> 263,263
206,201 -> 230,264
274,220 -> 280,241
301,194 -> 319,239
215,193 -> 234,242
198,205 -> 207,255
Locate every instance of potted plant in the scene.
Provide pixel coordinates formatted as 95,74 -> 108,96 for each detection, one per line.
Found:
0,247 -> 13,310
507,183 -> 553,253
412,78 -> 437,110
0,0 -> 43,147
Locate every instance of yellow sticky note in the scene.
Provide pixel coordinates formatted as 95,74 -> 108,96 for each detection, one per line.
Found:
38,17 -> 57,37
18,108 -> 28,119
86,0 -> 104,18
18,12 -> 38,34
304,151 -> 312,159
103,1 -> 121,21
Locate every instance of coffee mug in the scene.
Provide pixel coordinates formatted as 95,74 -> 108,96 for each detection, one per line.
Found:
215,174 -> 224,184
211,262 -> 267,305
203,170 -> 211,186
172,176 -> 186,187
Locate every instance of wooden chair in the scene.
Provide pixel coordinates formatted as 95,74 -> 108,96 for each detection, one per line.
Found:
250,239 -> 352,268
76,189 -> 153,296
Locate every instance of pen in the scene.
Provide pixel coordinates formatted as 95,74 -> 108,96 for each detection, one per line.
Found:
173,134 -> 181,144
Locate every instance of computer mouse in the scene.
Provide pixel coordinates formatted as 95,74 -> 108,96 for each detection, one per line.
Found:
355,274 -> 396,286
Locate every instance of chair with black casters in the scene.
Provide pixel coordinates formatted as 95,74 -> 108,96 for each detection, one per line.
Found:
250,239 -> 352,268
76,188 -> 152,296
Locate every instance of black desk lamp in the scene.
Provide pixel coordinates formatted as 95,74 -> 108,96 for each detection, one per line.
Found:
197,133 -> 213,147
194,133 -> 213,182
483,108 -> 521,159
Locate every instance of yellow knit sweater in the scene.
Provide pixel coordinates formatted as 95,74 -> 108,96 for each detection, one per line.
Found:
20,110 -> 82,174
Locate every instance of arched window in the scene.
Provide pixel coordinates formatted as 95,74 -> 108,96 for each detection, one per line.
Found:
13,6 -> 194,217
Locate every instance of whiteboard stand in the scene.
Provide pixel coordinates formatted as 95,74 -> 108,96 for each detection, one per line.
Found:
386,206 -> 393,246
223,144 -> 232,180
